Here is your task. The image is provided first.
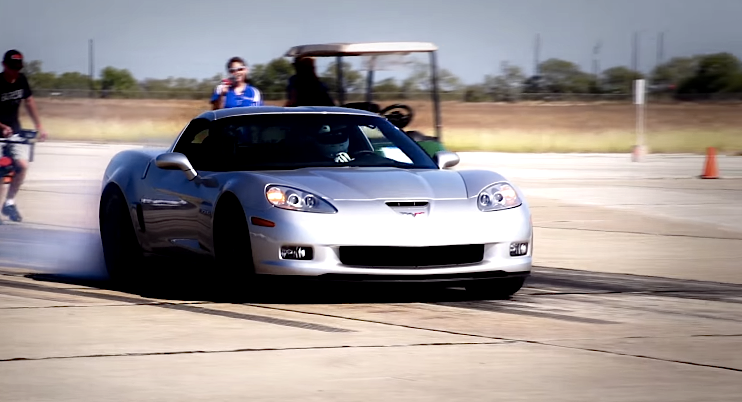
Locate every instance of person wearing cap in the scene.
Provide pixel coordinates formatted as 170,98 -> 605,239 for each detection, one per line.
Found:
0,49 -> 48,223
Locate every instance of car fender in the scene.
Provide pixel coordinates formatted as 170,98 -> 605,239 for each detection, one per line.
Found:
100,148 -> 167,243
215,173 -> 276,216
455,169 -> 522,197
455,169 -> 530,214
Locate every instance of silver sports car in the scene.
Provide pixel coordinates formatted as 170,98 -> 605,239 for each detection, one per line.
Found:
99,106 -> 533,297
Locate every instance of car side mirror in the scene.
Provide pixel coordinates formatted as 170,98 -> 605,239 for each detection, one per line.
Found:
433,151 -> 460,169
155,152 -> 198,181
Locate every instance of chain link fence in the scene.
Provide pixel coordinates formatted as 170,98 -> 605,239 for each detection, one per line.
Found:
28,88 -> 742,104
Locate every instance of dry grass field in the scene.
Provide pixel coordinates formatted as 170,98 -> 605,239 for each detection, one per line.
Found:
18,97 -> 742,153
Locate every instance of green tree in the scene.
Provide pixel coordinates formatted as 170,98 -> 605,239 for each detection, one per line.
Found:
399,60 -> 429,93
462,84 -> 489,102
537,58 -> 593,93
372,77 -> 401,100
22,60 -> 58,89
678,52 -> 742,94
320,61 -> 364,96
397,60 -> 461,92
601,66 -> 644,93
438,68 -> 463,94
100,66 -> 139,97
485,63 -> 526,101
650,56 -> 700,88
55,72 -> 91,90
250,58 -> 294,100
196,74 -> 224,98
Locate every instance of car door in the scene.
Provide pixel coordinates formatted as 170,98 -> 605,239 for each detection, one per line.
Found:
140,118 -> 222,258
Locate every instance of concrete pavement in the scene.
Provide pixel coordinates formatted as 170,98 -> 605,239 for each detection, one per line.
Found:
0,141 -> 741,401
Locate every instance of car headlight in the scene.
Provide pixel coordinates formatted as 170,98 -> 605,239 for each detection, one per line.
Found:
265,185 -> 337,213
477,182 -> 522,211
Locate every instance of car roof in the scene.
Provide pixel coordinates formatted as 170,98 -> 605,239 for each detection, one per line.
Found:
284,42 -> 438,58
196,106 -> 382,121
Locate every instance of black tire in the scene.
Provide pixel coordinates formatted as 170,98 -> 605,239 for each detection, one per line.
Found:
465,277 -> 527,300
99,187 -> 145,285
213,194 -> 256,292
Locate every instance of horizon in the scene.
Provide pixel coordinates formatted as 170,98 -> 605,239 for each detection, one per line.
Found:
2,0 -> 741,84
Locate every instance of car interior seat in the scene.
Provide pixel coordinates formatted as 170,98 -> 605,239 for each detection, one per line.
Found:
235,126 -> 290,166
199,133 -> 237,171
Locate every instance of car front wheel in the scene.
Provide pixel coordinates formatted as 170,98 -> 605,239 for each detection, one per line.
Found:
213,194 -> 257,295
465,277 -> 527,300
99,188 -> 145,285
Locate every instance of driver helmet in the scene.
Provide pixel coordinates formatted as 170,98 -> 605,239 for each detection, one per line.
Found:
311,124 -> 349,159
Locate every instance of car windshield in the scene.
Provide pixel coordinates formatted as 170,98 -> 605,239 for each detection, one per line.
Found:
183,113 -> 439,171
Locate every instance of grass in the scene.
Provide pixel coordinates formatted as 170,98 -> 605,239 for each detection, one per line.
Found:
20,117 -> 184,144
18,98 -> 742,154
441,129 -> 742,154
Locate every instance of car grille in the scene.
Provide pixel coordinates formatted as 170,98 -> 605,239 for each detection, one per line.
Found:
385,201 -> 428,207
338,244 -> 484,268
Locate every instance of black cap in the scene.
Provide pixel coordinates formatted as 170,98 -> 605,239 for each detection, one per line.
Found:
3,50 -> 23,70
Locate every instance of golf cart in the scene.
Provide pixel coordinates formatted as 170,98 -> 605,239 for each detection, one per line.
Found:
283,42 -> 448,158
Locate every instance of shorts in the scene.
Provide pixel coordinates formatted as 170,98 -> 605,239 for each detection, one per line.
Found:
1,143 -> 28,163
1,144 -> 25,175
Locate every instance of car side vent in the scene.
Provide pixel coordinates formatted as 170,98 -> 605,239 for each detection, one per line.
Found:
386,201 -> 429,207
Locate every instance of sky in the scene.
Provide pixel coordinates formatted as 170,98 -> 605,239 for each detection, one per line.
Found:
1,0 -> 741,85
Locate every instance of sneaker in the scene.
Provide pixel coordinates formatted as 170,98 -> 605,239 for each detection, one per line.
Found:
1,203 -> 22,222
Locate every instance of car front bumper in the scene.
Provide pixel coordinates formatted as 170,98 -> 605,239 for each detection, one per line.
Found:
245,199 -> 533,282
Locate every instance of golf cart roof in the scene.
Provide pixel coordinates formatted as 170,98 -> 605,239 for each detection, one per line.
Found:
284,42 -> 438,58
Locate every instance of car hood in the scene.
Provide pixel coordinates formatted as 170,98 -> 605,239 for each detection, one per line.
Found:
250,168 -> 469,201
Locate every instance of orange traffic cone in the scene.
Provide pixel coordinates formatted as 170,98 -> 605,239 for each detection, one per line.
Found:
700,147 -> 719,179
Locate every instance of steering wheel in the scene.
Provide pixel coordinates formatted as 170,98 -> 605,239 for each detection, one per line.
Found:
352,149 -> 376,158
379,104 -> 414,129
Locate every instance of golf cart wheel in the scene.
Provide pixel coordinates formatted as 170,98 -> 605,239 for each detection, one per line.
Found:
99,187 -> 146,285
465,277 -> 527,300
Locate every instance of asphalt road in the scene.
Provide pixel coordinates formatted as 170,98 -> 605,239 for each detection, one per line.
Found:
1,141 -> 741,401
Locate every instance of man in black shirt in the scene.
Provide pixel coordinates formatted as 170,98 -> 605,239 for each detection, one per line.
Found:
0,49 -> 48,223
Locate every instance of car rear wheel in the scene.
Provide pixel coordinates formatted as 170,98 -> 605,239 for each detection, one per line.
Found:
465,277 -> 527,300
99,187 -> 145,286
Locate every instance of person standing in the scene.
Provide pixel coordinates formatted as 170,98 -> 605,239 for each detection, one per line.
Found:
285,57 -> 335,107
0,49 -> 48,223
211,57 -> 263,109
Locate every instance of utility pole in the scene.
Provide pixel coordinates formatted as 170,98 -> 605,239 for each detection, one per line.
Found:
534,33 -> 541,76
88,39 -> 94,98
592,40 -> 602,77
592,40 -> 602,92
632,31 -> 639,72
632,31 -> 648,162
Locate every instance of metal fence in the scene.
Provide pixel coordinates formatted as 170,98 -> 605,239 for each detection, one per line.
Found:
28,88 -> 742,103
32,89 -> 470,101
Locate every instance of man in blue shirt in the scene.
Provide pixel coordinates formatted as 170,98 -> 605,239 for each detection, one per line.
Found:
211,57 -> 264,109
